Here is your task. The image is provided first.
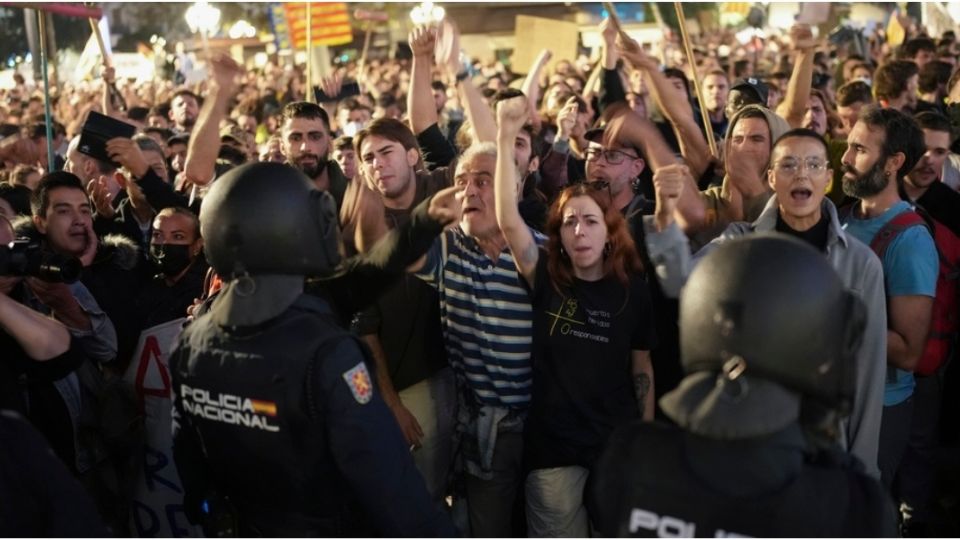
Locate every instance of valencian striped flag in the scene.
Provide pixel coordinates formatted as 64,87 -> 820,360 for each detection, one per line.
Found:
283,2 -> 353,48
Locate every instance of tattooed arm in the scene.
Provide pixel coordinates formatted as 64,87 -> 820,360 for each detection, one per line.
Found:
632,350 -> 654,421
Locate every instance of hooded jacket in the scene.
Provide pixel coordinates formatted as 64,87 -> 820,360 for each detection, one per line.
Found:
691,104 -> 791,250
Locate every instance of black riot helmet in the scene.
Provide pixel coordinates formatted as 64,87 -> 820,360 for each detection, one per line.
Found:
678,234 -> 864,414
200,162 -> 341,278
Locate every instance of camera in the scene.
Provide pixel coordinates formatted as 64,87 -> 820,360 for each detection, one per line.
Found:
0,239 -> 82,283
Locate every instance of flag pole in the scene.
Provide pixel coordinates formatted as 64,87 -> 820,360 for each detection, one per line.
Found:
38,10 -> 54,172
674,2 -> 718,158
306,2 -> 315,102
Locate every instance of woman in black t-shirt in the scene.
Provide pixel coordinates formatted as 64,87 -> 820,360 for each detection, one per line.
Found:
494,95 -> 656,537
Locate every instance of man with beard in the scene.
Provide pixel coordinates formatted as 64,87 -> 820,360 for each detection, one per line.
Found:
169,90 -> 200,135
839,106 -> 938,494
905,112 -> 960,236
898,111 -> 960,535
280,101 -> 348,210
874,61 -> 920,114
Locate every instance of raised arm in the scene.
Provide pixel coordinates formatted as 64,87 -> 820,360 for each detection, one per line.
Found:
605,107 -> 706,231
597,17 -> 627,113
776,24 -> 817,128
494,95 -> 539,288
581,58 -> 605,105
408,26 -> 440,135
440,21 -> 496,144
100,66 -> 118,119
183,54 -> 242,187
640,163 -> 695,297
617,38 -> 712,179
521,49 -> 552,130
316,72 -> 344,131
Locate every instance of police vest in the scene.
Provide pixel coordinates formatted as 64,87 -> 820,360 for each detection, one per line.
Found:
588,422 -> 896,538
173,294 -> 368,536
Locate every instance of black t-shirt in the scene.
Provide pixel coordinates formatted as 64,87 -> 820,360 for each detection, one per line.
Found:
350,169 -> 451,391
524,252 -> 657,471
775,212 -> 831,252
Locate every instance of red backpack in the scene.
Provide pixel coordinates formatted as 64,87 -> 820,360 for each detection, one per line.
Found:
869,209 -> 960,375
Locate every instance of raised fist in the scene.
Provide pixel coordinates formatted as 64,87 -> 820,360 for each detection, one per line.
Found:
409,26 -> 438,58
495,94 -> 530,134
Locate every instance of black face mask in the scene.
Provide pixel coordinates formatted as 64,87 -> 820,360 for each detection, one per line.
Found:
150,243 -> 193,277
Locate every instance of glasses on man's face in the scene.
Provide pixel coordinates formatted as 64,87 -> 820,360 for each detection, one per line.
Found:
584,147 -> 639,165
774,157 -> 828,176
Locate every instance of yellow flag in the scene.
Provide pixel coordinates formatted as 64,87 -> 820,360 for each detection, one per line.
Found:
887,9 -> 906,47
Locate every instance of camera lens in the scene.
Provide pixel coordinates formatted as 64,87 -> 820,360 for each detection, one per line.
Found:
29,252 -> 82,283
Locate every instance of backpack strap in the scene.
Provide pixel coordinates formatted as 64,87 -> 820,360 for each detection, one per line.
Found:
869,210 -> 927,261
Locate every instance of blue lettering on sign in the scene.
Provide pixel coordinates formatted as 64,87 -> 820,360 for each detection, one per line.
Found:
166,504 -> 191,537
133,500 -> 194,538
144,445 -> 182,493
133,500 -> 160,537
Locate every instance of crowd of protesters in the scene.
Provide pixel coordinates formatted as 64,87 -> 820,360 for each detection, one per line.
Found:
1,5 -> 960,537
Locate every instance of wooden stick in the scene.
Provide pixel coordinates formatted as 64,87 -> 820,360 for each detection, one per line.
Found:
674,2 -> 718,158
601,2 -> 633,44
648,2 -> 669,66
357,22 -> 373,85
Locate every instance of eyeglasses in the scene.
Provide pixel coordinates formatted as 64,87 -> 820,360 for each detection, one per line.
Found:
774,157 -> 828,175
584,148 -> 639,165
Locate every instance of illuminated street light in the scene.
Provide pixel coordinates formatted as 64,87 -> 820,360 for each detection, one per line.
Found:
185,1 -> 221,54
410,1 -> 445,25
228,20 -> 256,39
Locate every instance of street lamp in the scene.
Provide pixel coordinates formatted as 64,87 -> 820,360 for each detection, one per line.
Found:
410,1 -> 445,25
185,1 -> 221,55
228,20 -> 256,40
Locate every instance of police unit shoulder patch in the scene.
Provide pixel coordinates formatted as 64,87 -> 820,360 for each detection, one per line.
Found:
343,362 -> 373,404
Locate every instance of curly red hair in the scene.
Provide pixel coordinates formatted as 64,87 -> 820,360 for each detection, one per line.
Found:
545,183 -> 643,294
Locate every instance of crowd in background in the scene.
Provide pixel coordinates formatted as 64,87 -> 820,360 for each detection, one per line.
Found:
2,6 -> 960,537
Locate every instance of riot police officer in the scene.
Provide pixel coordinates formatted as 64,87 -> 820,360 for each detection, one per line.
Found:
589,234 -> 897,537
170,162 -> 456,537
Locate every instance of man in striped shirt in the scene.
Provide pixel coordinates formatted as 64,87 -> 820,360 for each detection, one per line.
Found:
412,142 -> 544,537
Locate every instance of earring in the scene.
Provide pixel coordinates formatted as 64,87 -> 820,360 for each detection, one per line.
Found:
603,242 -> 611,258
